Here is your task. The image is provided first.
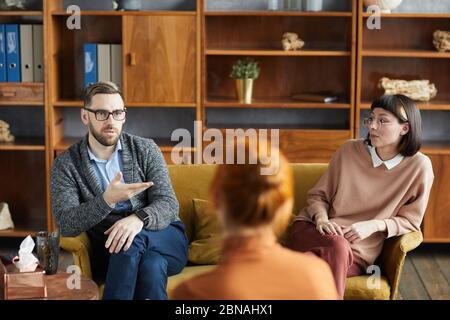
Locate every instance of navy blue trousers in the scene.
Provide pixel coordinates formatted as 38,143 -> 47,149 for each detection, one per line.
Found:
101,220 -> 188,300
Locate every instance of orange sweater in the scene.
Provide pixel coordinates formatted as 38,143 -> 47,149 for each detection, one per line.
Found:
295,139 -> 434,265
172,235 -> 338,300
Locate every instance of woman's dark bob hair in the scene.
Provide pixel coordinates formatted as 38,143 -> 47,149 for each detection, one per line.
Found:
366,94 -> 422,157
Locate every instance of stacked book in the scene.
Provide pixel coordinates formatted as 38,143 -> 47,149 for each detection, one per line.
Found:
84,43 -> 122,89
0,24 -> 44,82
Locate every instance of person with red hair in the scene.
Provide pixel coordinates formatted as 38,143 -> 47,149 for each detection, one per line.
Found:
172,142 -> 338,299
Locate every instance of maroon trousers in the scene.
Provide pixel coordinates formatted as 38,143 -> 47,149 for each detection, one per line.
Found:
288,221 -> 367,299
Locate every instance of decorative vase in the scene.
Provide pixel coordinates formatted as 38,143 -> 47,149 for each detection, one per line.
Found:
116,0 -> 142,11
236,79 -> 254,104
363,0 -> 402,13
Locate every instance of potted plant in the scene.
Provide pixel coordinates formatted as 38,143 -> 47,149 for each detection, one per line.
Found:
230,58 -> 260,104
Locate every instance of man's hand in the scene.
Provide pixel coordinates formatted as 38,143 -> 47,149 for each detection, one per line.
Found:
343,220 -> 386,243
104,214 -> 144,253
103,172 -> 153,207
314,212 -> 343,236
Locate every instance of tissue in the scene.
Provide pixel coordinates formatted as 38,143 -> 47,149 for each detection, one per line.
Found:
12,235 -> 39,272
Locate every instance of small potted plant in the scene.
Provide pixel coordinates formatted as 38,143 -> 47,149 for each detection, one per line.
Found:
230,58 -> 260,104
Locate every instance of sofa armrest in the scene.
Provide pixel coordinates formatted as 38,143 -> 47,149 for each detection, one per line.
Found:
377,231 -> 423,299
60,232 -> 93,279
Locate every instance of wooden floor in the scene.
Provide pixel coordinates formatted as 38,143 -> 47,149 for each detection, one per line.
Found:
397,244 -> 450,300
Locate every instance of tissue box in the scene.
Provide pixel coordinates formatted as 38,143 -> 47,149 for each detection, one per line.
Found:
0,260 -> 47,300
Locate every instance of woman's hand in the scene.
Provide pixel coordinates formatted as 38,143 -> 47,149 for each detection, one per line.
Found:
343,220 -> 386,243
315,217 -> 344,236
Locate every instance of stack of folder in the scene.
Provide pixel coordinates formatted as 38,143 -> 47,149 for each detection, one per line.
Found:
84,43 -> 122,89
0,24 -> 44,83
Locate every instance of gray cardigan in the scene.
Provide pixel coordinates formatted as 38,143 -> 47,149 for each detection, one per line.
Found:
50,132 -> 180,237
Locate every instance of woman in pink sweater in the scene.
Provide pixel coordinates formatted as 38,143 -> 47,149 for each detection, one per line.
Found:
288,94 -> 434,299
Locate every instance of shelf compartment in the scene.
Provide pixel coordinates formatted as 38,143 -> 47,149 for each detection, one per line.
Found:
205,108 -> 350,131
362,17 -> 450,52
0,107 -> 45,147
206,55 -> 352,103
360,57 -> 450,103
0,151 -> 47,233
205,98 -> 350,109
0,137 -> 45,151
0,83 -> 44,105
52,107 -> 197,153
206,15 -> 352,52
50,14 -> 122,101
206,49 -> 351,57
202,127 -> 351,164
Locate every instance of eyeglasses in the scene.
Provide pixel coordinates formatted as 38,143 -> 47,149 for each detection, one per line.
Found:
83,107 -> 127,121
363,117 -> 396,128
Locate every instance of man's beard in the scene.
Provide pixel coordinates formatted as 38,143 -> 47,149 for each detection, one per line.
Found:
88,123 -> 122,147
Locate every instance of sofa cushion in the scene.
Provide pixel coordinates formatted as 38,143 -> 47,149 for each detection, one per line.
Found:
344,275 -> 391,300
188,199 -> 223,265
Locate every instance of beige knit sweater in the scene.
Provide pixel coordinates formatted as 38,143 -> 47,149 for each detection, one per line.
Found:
295,139 -> 434,265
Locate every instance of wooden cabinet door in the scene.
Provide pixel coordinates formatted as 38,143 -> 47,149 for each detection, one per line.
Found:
123,15 -> 196,104
423,154 -> 450,242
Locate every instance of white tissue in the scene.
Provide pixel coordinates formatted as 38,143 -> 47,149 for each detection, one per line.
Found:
12,235 -> 39,272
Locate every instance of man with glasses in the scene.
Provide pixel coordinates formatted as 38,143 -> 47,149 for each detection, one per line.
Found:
50,81 -> 188,300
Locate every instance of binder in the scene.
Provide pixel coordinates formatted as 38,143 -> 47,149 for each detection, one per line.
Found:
20,25 -> 34,82
84,43 -> 97,87
97,44 -> 111,82
0,25 -> 6,82
32,24 -> 44,82
5,24 -> 21,82
110,44 -> 122,89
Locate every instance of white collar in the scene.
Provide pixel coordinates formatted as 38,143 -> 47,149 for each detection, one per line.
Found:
367,144 -> 404,170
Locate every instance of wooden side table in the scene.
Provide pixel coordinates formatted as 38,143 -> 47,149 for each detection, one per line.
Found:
43,272 -> 99,300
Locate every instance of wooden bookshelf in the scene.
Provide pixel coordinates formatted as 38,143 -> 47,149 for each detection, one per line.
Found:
0,9 -> 48,236
202,0 -> 357,163
1,0 -> 449,242
357,0 -> 450,242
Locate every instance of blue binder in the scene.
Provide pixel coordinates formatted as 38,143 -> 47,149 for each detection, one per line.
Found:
5,24 -> 21,82
84,43 -> 97,87
0,25 -> 6,82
